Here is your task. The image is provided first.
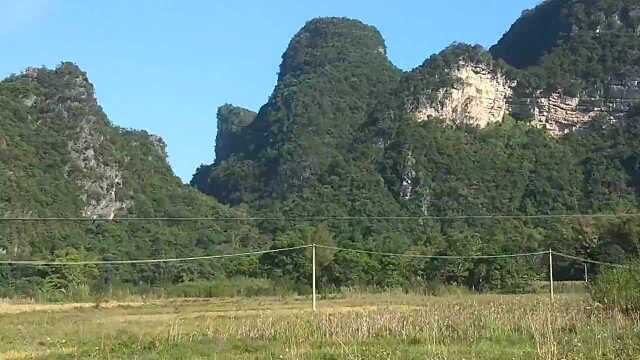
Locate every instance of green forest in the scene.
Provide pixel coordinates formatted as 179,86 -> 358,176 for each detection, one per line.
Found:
2,0 -> 640,300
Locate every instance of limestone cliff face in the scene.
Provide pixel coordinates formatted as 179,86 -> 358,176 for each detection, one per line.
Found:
10,64 -> 184,219
511,77 -> 640,135
408,61 -> 639,136
510,93 -> 605,135
67,121 -> 128,219
482,0 -> 640,134
410,62 -> 514,127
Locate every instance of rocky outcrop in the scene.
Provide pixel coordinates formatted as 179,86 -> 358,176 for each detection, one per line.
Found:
512,76 -> 640,135
22,63 -> 131,219
411,62 -> 514,127
148,134 -> 167,158
214,104 -> 257,164
68,121 -> 128,219
399,150 -> 416,200
510,93 -> 601,135
408,61 -> 639,136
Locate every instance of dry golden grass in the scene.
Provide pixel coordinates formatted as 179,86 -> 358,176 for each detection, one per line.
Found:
0,301 -> 157,315
0,293 -> 638,359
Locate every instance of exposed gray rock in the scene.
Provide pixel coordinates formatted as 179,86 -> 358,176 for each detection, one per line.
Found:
148,134 -> 167,158
68,121 -> 129,219
399,151 -> 416,200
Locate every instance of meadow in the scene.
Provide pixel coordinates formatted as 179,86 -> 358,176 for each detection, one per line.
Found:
1,290 -> 639,360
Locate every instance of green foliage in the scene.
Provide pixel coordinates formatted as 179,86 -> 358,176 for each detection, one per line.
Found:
164,277 -> 288,298
0,63 -> 267,298
491,0 -> 640,94
490,0 -> 572,68
259,232 -> 310,285
590,261 -> 640,313
46,247 -> 98,293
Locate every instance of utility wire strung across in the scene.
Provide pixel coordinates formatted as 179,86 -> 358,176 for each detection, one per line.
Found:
552,251 -> 631,268
0,245 -> 630,268
0,246 -> 310,266
5,213 -> 640,222
315,245 -> 549,259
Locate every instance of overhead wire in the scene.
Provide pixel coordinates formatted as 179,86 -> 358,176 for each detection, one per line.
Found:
0,245 -> 629,268
3,213 -> 640,222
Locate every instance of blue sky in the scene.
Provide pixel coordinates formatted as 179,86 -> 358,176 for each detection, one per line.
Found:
1,0 -> 540,182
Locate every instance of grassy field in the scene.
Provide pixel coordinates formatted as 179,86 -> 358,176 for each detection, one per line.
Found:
0,292 -> 639,359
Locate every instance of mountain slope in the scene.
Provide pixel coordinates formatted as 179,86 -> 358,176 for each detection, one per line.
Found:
0,64 -> 263,291
491,0 -> 640,70
192,11 -> 640,288
195,18 -> 402,207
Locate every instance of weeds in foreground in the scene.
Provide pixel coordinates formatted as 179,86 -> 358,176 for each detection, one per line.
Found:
0,294 -> 638,359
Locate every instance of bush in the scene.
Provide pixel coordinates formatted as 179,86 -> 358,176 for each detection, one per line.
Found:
165,277 -> 291,298
590,261 -> 640,314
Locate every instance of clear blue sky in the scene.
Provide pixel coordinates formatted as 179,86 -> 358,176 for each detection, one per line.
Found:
1,0 -> 540,182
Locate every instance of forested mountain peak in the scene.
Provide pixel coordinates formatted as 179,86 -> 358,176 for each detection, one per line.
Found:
192,17 -> 402,205
214,104 -> 257,164
278,17 -> 390,81
0,63 -> 230,219
491,0 -> 640,69
10,63 -> 102,125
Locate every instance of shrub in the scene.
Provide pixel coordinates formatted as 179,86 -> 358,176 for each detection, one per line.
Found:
590,261 -> 640,314
165,277 -> 291,298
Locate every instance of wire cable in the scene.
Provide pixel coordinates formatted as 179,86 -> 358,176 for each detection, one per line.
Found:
316,245 -> 549,259
320,246 -> 631,268
4,213 -> 640,222
552,251 -> 632,268
0,245 -> 630,269
0,245 -> 311,266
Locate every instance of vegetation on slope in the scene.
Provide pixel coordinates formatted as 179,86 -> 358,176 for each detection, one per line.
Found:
0,64 -> 264,299
192,10 -> 640,292
492,0 -> 640,94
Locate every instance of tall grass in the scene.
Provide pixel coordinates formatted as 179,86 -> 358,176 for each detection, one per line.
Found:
165,277 -> 293,298
1,277 -> 298,304
590,262 -> 640,314
1,293 -> 638,359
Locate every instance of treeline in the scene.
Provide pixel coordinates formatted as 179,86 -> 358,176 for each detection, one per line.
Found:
2,212 -> 638,301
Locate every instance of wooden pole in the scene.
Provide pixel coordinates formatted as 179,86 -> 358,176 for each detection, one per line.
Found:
549,249 -> 554,302
312,244 -> 317,312
584,263 -> 588,283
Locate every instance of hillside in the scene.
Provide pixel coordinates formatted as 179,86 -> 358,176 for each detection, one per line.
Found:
194,5 -> 640,289
0,64 -> 263,295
